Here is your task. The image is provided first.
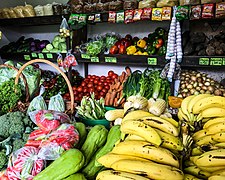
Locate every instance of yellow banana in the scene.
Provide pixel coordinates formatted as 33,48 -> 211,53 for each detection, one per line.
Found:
201,107 -> 225,118
97,153 -> 149,168
141,116 -> 179,136
178,108 -> 189,121
184,166 -> 211,179
184,174 -> 200,180
192,96 -> 225,114
122,110 -> 153,122
188,94 -> 212,113
203,117 -> 225,129
208,175 -> 225,180
190,156 -> 200,164
212,132 -> 225,143
181,95 -> 196,115
195,135 -> 216,146
206,122 -> 225,135
215,143 -> 225,148
160,116 -> 179,128
111,140 -> 179,168
125,134 -> 145,141
191,147 -> 203,156
121,119 -> 162,146
111,159 -> 184,180
154,128 -> 183,151
199,166 -> 225,173
211,169 -> 225,176
96,170 -> 150,180
192,129 -> 207,141
195,149 -> 225,167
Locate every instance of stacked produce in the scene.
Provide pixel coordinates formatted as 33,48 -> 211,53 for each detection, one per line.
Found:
109,28 -> 167,56
42,35 -> 67,53
178,94 -> 225,179
97,109 -> 184,180
178,70 -> 225,98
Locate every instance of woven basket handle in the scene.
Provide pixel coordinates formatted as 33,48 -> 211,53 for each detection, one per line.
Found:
14,59 -> 75,113
0,64 -> 30,102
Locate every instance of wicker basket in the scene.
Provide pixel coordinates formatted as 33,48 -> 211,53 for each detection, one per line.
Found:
15,59 -> 75,114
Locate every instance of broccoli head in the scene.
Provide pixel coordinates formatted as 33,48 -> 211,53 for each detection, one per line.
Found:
0,151 -> 7,170
12,139 -> 25,152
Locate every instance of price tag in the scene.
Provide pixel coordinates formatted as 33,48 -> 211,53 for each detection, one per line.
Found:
147,58 -> 157,65
81,54 -> 90,59
38,53 -> 44,59
90,57 -> 99,62
31,53 -> 37,58
222,58 -> 225,66
199,58 -> 209,65
105,57 -> 117,63
46,53 -> 53,59
210,58 -> 222,66
24,55 -> 31,61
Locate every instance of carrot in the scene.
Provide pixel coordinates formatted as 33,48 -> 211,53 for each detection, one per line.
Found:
114,78 -> 119,84
117,84 -> 123,92
119,98 -> 126,106
104,93 -> 110,106
116,92 -> 120,99
109,91 -> 117,106
119,90 -> 123,98
125,66 -> 131,76
120,71 -> 126,83
114,98 -> 118,107
115,82 -> 121,90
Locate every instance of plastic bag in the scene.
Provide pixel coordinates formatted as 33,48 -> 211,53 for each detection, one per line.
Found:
179,0 -> 200,5
27,86 -> 47,114
138,0 -> 156,8
0,61 -> 18,86
48,93 -> 65,112
201,0 -> 222,4
123,0 -> 138,10
14,6 -> 25,18
7,146 -> 45,180
43,4 -> 53,16
23,4 -> 36,17
34,5 -> 44,16
157,0 -> 178,7
26,123 -> 79,150
8,8 -> 17,18
29,110 -> 71,131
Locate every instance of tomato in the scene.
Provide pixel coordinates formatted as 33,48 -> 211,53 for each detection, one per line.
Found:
103,82 -> 108,86
87,75 -> 91,79
74,90 -> 78,95
83,88 -> 88,93
95,76 -> 100,80
87,83 -> 94,88
102,88 -> 107,93
74,96 -> 79,101
100,79 -> 105,83
77,87 -> 83,92
81,82 -> 86,87
78,93 -> 83,98
99,91 -> 105,96
112,74 -> 118,79
105,85 -> 110,90
89,87 -> 95,92
92,75 -> 96,79
106,79 -> 111,83
72,87 -> 76,91
97,85 -> 103,91
106,77 -> 111,80
108,70 -> 114,76
89,78 -> 94,82
100,76 -> 106,80
94,92 -> 99,99
98,82 -> 103,86
94,79 -> 98,84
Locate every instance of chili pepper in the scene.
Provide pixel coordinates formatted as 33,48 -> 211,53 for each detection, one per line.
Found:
29,129 -> 49,140
157,45 -> 166,56
155,27 -> 166,37
147,46 -> 156,55
137,39 -> 147,48
119,45 -> 126,54
126,45 -> 137,55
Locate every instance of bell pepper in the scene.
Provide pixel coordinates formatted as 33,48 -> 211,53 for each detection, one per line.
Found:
148,32 -> 158,43
119,45 -> 126,54
142,52 -> 148,56
126,45 -> 137,55
147,46 -> 156,55
153,38 -> 164,49
157,45 -> 166,56
109,45 -> 119,54
137,39 -> 147,48
155,27 -> 166,37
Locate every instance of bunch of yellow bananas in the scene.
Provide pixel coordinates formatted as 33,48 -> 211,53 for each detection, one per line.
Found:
180,94 -> 225,179
96,110 -> 184,180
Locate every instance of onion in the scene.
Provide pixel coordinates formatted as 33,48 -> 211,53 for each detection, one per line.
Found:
181,73 -> 186,76
191,76 -> 197,81
190,81 -> 194,85
211,80 -> 215,83
206,78 -> 211,82
197,78 -> 203,83
181,81 -> 185,84
187,84 -> 193,89
199,83 -> 203,87
185,74 -> 190,78
196,73 -> 202,78
196,86 -> 201,91
200,90 -> 205,94
214,89 -> 222,96
186,92 -> 191,97
183,89 -> 188,93
205,90 -> 211,94
202,86 -> 208,91
190,89 -> 195,95
208,86 -> 215,93
194,91 -> 200,95
202,77 -> 206,81
178,94 -> 183,98
181,84 -> 186,89
185,77 -> 189,81
181,92 -> 187,98
204,82 -> 210,86
180,77 -> 185,81
193,82 -> 198,88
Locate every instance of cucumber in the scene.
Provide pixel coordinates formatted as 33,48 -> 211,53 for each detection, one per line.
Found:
75,122 -> 87,149
64,173 -> 86,180
34,149 -> 85,180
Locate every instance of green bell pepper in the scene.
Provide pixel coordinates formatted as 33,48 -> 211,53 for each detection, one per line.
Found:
155,27 -> 166,37
147,46 -> 156,55
157,45 -> 166,56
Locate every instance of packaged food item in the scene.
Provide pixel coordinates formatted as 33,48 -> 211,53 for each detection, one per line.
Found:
71,4 -> 83,13
162,7 -> 172,20
180,0 -> 200,6
157,0 -> 178,7
52,3 -> 63,15
14,6 -> 25,18
141,8 -> 152,20
116,11 -> 125,23
96,2 -> 109,12
109,1 -> 123,11
133,9 -> 143,21
34,5 -> 44,16
23,4 -> 36,17
67,0 -> 85,5
216,2 -> 225,18
94,13 -> 102,23
124,10 -> 134,24
123,0 -> 138,10
201,0 -> 222,4
88,14 -> 95,23
138,0 -> 156,9
152,8 -> 162,21
62,4 -> 70,14
108,11 -> 116,23
84,3 -> 96,13
8,8 -> 17,18
190,5 -> 202,20
202,4 -> 214,19
175,6 -> 189,20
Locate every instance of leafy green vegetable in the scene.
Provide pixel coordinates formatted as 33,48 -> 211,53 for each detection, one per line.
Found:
86,40 -> 104,57
105,34 -> 118,49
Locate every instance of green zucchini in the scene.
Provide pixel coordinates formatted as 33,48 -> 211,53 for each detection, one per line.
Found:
81,125 -> 108,166
34,149 -> 85,180
75,122 -> 87,149
63,173 -> 86,180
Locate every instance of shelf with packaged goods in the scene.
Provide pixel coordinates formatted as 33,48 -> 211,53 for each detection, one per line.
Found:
0,14 -> 70,27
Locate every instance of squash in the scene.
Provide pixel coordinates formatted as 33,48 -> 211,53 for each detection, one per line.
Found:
63,173 -> 86,180
75,122 -> 87,148
105,109 -> 124,121
34,149 -> 84,180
